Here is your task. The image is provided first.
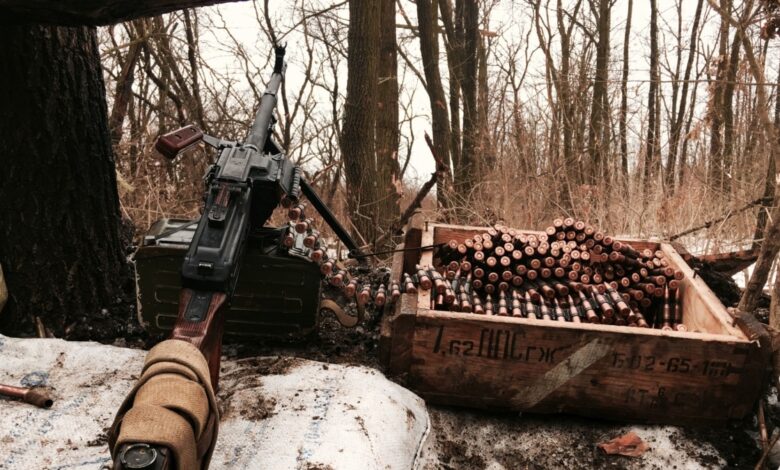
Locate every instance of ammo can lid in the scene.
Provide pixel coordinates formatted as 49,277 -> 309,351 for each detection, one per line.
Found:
142,218 -> 197,248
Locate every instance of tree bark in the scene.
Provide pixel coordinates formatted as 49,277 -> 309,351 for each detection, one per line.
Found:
709,0 -> 730,188
477,34 -> 490,167
375,0 -> 401,247
0,24 -> 127,336
771,261 -> 780,332
665,0 -> 703,190
439,0 -> 463,187
752,58 -> 780,251
341,0 -> 380,245
557,0 -> 579,184
587,0 -> 610,184
417,0 -> 453,211
460,0 -> 479,185
739,205 -> 780,313
108,22 -> 143,146
707,0 -> 780,315
722,30 -> 742,167
619,0 -> 632,178
644,0 -> 659,185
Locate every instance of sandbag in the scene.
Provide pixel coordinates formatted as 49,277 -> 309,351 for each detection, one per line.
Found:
0,334 -> 429,469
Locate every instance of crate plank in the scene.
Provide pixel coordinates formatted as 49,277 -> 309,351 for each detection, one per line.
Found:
407,311 -> 761,425
661,243 -> 743,338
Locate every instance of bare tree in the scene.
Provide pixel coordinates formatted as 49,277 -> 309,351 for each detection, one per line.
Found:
417,0 -> 453,211
0,25 -> 127,336
708,0 -> 730,188
644,0 -> 659,186
665,0 -> 704,190
586,0 -> 610,184
618,0 -> 632,178
341,1 -> 380,245
376,0 -> 402,246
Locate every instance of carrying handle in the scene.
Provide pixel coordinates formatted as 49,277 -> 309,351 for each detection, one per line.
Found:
155,125 -> 204,160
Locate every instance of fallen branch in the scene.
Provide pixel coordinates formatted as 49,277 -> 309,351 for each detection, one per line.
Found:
669,197 -> 772,241
696,249 -> 759,276
755,430 -> 780,470
758,399 -> 769,462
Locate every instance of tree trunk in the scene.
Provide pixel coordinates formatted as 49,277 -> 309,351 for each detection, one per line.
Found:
477,35 -> 490,167
375,0 -> 401,247
644,0 -> 659,185
721,30 -> 741,169
439,0 -> 463,192
587,0 -> 610,184
771,261 -> 780,332
709,0 -> 730,188
719,0 -> 780,315
439,0 -> 463,189
666,0 -> 703,190
108,21 -> 143,146
460,0 -> 479,184
557,0 -> 577,184
752,58 -> 780,251
619,0 -> 632,178
0,24 -> 127,337
739,205 -> 780,313
341,0 -> 380,245
417,0 -> 453,211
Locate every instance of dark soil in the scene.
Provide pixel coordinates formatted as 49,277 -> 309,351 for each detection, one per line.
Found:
420,407 -> 765,470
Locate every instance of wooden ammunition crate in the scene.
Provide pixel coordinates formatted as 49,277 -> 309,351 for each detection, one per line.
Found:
379,222 -> 772,425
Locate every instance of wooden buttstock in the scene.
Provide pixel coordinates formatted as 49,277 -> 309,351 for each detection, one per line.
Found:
155,125 -> 204,159
170,288 -> 227,389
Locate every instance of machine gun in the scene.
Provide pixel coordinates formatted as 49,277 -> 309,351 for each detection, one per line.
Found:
108,45 -> 361,470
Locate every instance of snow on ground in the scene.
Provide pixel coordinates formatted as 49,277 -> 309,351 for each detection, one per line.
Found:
0,334 -> 428,469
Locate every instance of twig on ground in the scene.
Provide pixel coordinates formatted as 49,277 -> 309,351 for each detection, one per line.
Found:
34,316 -> 47,339
758,399 -> 769,457
755,430 -> 780,470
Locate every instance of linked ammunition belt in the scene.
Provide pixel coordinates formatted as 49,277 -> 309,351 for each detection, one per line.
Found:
401,218 -> 685,330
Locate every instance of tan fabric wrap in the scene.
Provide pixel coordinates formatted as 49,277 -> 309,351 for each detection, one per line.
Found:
109,340 -> 220,470
142,361 -> 200,383
117,404 -> 198,469
134,374 -> 210,438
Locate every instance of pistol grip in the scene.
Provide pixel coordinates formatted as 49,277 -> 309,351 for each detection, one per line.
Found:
155,125 -> 204,159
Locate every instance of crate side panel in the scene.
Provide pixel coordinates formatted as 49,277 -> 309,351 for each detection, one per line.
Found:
660,243 -> 744,338
381,294 -> 418,376
407,311 -> 762,424
402,227 -> 423,277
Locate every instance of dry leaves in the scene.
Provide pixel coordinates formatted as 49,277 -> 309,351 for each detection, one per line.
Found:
597,431 -> 649,457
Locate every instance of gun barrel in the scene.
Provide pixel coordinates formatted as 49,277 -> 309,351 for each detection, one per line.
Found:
246,45 -> 286,149
0,383 -> 53,408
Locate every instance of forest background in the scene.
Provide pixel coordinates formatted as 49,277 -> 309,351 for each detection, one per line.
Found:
2,0 -> 779,336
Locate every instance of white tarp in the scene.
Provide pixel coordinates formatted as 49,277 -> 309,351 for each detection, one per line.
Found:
0,334 -> 429,469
